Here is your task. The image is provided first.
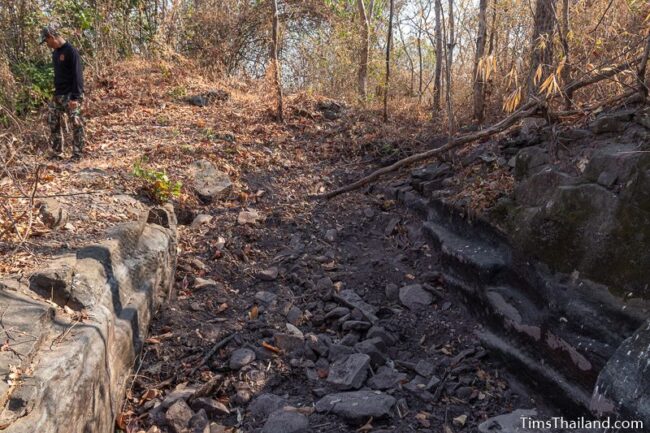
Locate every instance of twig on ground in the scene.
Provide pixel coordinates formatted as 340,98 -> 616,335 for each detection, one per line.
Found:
188,332 -> 237,376
9,165 -> 42,254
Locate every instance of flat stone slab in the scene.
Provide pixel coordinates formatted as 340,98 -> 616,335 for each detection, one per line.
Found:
367,366 -> 407,390
399,284 -> 433,310
261,410 -> 309,433
315,391 -> 396,422
326,354 -> 371,390
0,205 -> 177,433
249,394 -> 287,418
334,290 -> 378,324
190,398 -> 230,417
478,409 -> 547,433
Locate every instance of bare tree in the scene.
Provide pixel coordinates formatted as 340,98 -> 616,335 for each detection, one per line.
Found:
357,0 -> 370,101
417,28 -> 423,100
271,0 -> 283,122
397,11 -> 415,96
473,0 -> 488,123
446,0 -> 456,134
433,0 -> 443,112
383,0 -> 395,122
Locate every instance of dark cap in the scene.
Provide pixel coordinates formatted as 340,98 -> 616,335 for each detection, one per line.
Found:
39,25 -> 59,44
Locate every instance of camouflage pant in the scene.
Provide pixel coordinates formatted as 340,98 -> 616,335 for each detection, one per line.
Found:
48,94 -> 85,155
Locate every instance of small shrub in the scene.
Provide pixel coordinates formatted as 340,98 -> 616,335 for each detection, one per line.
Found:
156,114 -> 170,126
12,61 -> 54,115
132,158 -> 182,203
169,85 -> 187,99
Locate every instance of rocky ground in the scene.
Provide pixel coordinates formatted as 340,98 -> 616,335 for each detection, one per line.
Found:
0,59 -> 555,433
125,175 -> 539,433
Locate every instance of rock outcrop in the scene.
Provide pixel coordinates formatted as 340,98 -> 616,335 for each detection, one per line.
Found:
0,205 -> 177,433
390,105 -> 650,424
504,139 -> 650,297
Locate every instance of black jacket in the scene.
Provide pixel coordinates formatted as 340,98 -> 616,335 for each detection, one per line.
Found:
52,42 -> 83,100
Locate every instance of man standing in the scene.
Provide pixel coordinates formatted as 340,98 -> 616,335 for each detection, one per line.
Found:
40,25 -> 85,160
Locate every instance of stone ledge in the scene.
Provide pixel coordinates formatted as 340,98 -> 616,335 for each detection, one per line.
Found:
0,205 -> 177,433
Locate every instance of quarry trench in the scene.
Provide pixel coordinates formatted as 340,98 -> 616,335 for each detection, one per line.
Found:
3,98 -> 650,433
0,156 -> 623,433
120,169 -> 573,433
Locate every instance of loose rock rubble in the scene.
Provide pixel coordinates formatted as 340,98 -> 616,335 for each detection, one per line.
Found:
123,184 -> 540,433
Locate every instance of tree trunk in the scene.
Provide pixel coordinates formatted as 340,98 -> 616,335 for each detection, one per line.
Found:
485,0 -> 497,112
383,0 -> 394,122
472,0 -> 488,123
433,0 -> 443,112
357,0 -> 370,101
397,13 -> 415,96
270,0 -> 283,122
638,33 -> 650,102
528,0 -> 558,95
560,0 -> 572,108
446,0 -> 455,134
417,31 -> 423,101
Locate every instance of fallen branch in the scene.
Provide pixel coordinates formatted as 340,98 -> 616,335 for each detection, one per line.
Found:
564,53 -> 645,96
188,332 -> 236,376
5,165 -> 42,252
318,101 -> 540,199
551,89 -> 637,118
0,190 -> 112,199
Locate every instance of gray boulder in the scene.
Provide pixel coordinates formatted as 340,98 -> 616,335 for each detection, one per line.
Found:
191,160 -> 233,203
165,399 -> 195,433
229,348 -> 256,370
589,111 -> 634,134
189,409 -> 210,433
255,291 -> 277,305
37,198 -> 68,229
591,320 -> 650,429
513,146 -> 549,180
0,206 -> 178,433
191,214 -> 213,228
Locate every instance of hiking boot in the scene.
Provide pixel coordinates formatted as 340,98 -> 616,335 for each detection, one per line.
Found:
70,153 -> 82,161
